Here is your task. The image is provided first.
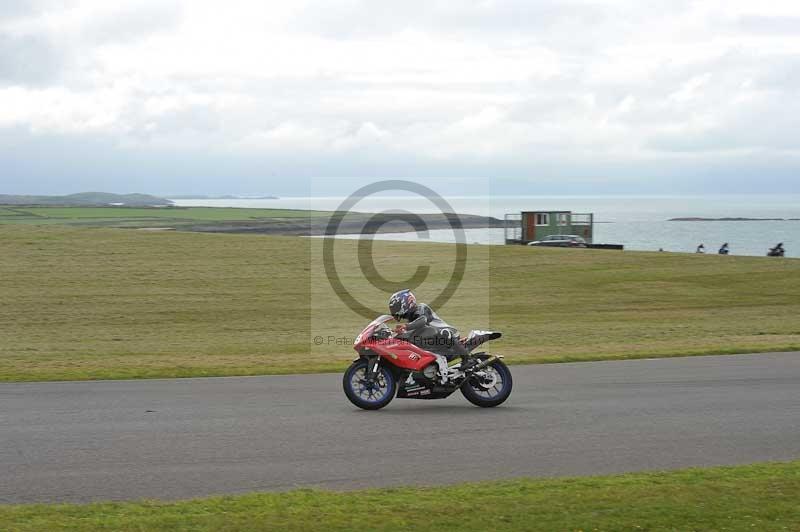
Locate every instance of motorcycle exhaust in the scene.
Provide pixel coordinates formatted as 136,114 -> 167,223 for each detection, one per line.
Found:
468,354 -> 502,373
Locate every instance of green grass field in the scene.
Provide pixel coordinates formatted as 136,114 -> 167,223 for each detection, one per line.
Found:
2,461 -> 799,531
1,224 -> 799,381
0,205 -> 330,227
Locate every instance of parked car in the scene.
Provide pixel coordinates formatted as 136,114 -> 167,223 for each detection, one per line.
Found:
527,234 -> 587,248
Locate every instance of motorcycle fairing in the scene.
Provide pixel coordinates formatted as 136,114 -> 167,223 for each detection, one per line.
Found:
461,330 -> 502,351
365,338 -> 439,372
396,371 -> 457,400
353,316 -> 442,372
353,315 -> 394,346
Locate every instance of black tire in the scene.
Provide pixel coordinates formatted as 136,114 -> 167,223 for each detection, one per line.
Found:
343,359 -> 397,410
460,359 -> 513,408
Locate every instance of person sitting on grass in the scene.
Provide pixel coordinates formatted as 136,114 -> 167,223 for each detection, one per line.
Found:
696,243 -> 705,253
718,243 -> 730,255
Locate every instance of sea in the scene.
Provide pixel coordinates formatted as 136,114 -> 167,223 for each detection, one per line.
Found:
172,195 -> 800,258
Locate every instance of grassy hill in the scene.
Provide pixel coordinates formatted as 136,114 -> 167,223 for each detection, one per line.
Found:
0,192 -> 172,207
1,225 -> 799,381
0,205 -> 331,227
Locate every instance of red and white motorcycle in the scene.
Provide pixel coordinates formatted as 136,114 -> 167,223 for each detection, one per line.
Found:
342,315 -> 512,410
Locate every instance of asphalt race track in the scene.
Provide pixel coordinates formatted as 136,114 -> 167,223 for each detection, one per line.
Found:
2,353 -> 799,503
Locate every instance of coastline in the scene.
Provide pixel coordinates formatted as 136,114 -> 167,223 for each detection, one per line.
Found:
182,212 -> 505,236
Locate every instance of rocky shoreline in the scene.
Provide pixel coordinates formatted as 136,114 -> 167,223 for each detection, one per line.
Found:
184,212 -> 505,236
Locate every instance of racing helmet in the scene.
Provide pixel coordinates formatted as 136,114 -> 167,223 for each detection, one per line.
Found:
388,289 -> 417,320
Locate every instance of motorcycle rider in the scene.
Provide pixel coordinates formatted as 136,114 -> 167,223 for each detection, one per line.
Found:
388,289 -> 466,383
768,243 -> 785,257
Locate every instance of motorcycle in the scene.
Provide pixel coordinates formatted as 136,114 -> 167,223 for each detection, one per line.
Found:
342,315 -> 512,410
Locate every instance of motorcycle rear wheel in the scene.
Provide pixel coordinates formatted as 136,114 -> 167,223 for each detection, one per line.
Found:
460,359 -> 513,408
343,359 -> 397,410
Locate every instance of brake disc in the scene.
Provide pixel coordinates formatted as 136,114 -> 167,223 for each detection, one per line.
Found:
475,368 -> 498,389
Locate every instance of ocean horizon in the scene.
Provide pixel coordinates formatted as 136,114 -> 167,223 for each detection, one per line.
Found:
172,194 -> 800,257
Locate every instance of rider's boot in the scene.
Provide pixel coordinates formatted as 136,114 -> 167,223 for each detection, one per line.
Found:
434,354 -> 450,384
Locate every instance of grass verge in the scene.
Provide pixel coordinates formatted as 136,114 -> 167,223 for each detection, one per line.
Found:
1,225 -> 800,381
2,461 -> 799,531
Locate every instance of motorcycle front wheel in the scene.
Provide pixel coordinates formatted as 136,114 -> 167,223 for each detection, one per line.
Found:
343,359 -> 397,410
460,359 -> 513,408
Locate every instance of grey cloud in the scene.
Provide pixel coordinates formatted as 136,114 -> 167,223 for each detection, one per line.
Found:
291,0 -> 697,55
738,15 -> 800,35
123,104 -> 223,143
0,0 -> 52,19
293,0 -> 611,39
756,56 -> 800,90
81,2 -> 183,44
0,33 -> 63,85
3,127 -> 798,196
1,122 -> 799,196
647,98 -> 800,153
1,0 -> 799,196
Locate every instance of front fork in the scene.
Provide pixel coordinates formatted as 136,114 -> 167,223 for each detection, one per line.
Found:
363,355 -> 380,383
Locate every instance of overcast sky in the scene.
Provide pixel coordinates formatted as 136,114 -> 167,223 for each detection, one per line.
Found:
1,0 -> 799,196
